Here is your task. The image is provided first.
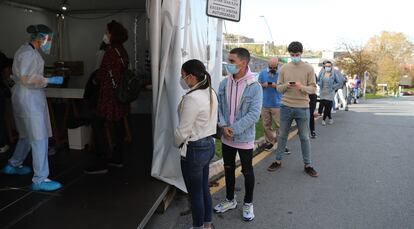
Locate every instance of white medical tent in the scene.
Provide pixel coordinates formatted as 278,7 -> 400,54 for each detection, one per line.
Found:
0,0 -> 223,193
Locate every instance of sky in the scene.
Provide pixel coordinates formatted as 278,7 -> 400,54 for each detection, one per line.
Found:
224,0 -> 414,51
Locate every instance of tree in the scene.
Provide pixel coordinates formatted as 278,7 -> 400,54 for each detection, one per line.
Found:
335,43 -> 377,91
365,31 -> 413,64
365,31 -> 414,92
377,55 -> 401,92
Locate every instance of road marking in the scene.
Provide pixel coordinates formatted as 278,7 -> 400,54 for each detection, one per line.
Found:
210,129 -> 299,194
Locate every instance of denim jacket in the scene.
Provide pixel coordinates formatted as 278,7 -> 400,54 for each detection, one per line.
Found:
217,76 -> 262,143
317,69 -> 344,92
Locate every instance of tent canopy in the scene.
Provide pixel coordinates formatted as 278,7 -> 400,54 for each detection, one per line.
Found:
7,0 -> 146,12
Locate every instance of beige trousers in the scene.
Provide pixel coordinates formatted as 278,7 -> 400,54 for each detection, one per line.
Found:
261,107 -> 280,144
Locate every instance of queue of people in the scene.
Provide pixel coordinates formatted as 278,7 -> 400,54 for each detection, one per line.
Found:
177,42 -> 364,228
177,42 -> 315,228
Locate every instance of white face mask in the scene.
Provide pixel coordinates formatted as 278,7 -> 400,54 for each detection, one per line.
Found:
103,34 -> 110,44
180,75 -> 190,90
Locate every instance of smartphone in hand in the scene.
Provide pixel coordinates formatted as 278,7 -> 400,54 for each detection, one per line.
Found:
268,82 -> 273,85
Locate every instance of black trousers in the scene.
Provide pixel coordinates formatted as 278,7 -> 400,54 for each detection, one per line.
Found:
91,115 -> 125,164
309,94 -> 317,133
222,143 -> 254,203
318,99 -> 333,120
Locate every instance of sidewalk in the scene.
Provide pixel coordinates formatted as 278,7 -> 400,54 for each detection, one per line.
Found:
146,97 -> 414,229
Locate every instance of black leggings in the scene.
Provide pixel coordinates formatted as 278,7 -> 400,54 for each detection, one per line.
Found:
91,115 -> 125,163
222,143 -> 254,203
318,99 -> 333,120
309,94 -> 317,132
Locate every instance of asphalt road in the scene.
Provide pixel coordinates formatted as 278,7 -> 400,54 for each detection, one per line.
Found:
147,96 -> 414,229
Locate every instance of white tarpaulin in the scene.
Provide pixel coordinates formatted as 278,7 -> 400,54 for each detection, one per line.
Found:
150,0 -> 223,191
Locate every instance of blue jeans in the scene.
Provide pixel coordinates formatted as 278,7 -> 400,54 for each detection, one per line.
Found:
352,88 -> 359,101
9,138 -> 49,184
181,136 -> 214,228
275,105 -> 312,165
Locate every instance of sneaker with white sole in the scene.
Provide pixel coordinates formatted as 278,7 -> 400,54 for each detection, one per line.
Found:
214,198 -> 237,213
242,203 -> 255,221
284,148 -> 291,155
328,119 -> 334,125
321,120 -> 326,126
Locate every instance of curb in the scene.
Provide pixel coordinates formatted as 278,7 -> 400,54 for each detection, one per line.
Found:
208,125 -> 298,182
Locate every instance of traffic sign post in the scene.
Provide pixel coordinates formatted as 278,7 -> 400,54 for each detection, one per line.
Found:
363,71 -> 369,99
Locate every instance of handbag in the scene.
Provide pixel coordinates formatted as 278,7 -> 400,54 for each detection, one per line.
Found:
108,48 -> 142,103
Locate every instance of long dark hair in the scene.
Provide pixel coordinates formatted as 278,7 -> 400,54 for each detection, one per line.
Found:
107,20 -> 128,44
181,59 -> 214,116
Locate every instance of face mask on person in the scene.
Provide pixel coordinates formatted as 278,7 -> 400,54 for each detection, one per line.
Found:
325,67 -> 332,72
226,64 -> 240,75
40,35 -> 52,55
40,42 -> 51,54
291,56 -> 301,63
103,34 -> 110,44
180,75 -> 190,90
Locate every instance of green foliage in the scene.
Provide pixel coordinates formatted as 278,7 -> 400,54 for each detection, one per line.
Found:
365,93 -> 387,99
336,31 -> 414,93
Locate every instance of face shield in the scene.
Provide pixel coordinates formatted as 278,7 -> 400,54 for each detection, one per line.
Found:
39,33 -> 53,55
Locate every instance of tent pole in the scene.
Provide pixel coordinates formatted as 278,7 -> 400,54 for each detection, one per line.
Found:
57,14 -> 64,60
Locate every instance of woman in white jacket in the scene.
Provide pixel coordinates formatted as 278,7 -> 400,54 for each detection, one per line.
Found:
175,59 -> 218,229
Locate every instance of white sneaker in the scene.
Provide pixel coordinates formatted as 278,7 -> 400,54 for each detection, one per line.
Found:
0,145 -> 9,153
214,198 -> 237,213
321,120 -> 326,126
328,119 -> 334,125
242,203 -> 255,221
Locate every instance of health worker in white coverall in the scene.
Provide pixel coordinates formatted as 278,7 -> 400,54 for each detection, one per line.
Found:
2,24 -> 64,191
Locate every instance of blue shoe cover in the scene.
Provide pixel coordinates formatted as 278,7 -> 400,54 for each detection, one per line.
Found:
2,164 -> 32,175
32,179 -> 62,191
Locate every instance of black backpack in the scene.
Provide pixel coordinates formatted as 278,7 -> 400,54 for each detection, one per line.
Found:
109,48 -> 142,103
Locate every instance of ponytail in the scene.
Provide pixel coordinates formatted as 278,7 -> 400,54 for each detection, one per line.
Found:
205,71 -> 214,118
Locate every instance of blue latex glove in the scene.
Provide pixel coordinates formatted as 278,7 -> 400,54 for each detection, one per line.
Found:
48,76 -> 64,85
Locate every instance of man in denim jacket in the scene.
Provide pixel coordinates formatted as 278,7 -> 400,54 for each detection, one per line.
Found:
214,48 -> 262,222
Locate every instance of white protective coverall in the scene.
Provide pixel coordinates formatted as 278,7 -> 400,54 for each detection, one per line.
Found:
8,43 -> 52,184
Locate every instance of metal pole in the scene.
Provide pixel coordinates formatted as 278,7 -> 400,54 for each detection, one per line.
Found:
363,71 -> 368,99
259,15 -> 273,56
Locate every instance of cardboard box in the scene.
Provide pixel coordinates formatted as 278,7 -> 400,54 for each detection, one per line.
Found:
67,125 -> 91,150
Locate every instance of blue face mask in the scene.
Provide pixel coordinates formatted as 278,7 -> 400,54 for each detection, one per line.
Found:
41,42 -> 52,54
325,67 -> 332,72
226,64 -> 240,75
291,57 -> 301,63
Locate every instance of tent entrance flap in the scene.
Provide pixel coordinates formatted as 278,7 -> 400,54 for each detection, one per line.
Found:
150,0 -> 223,191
